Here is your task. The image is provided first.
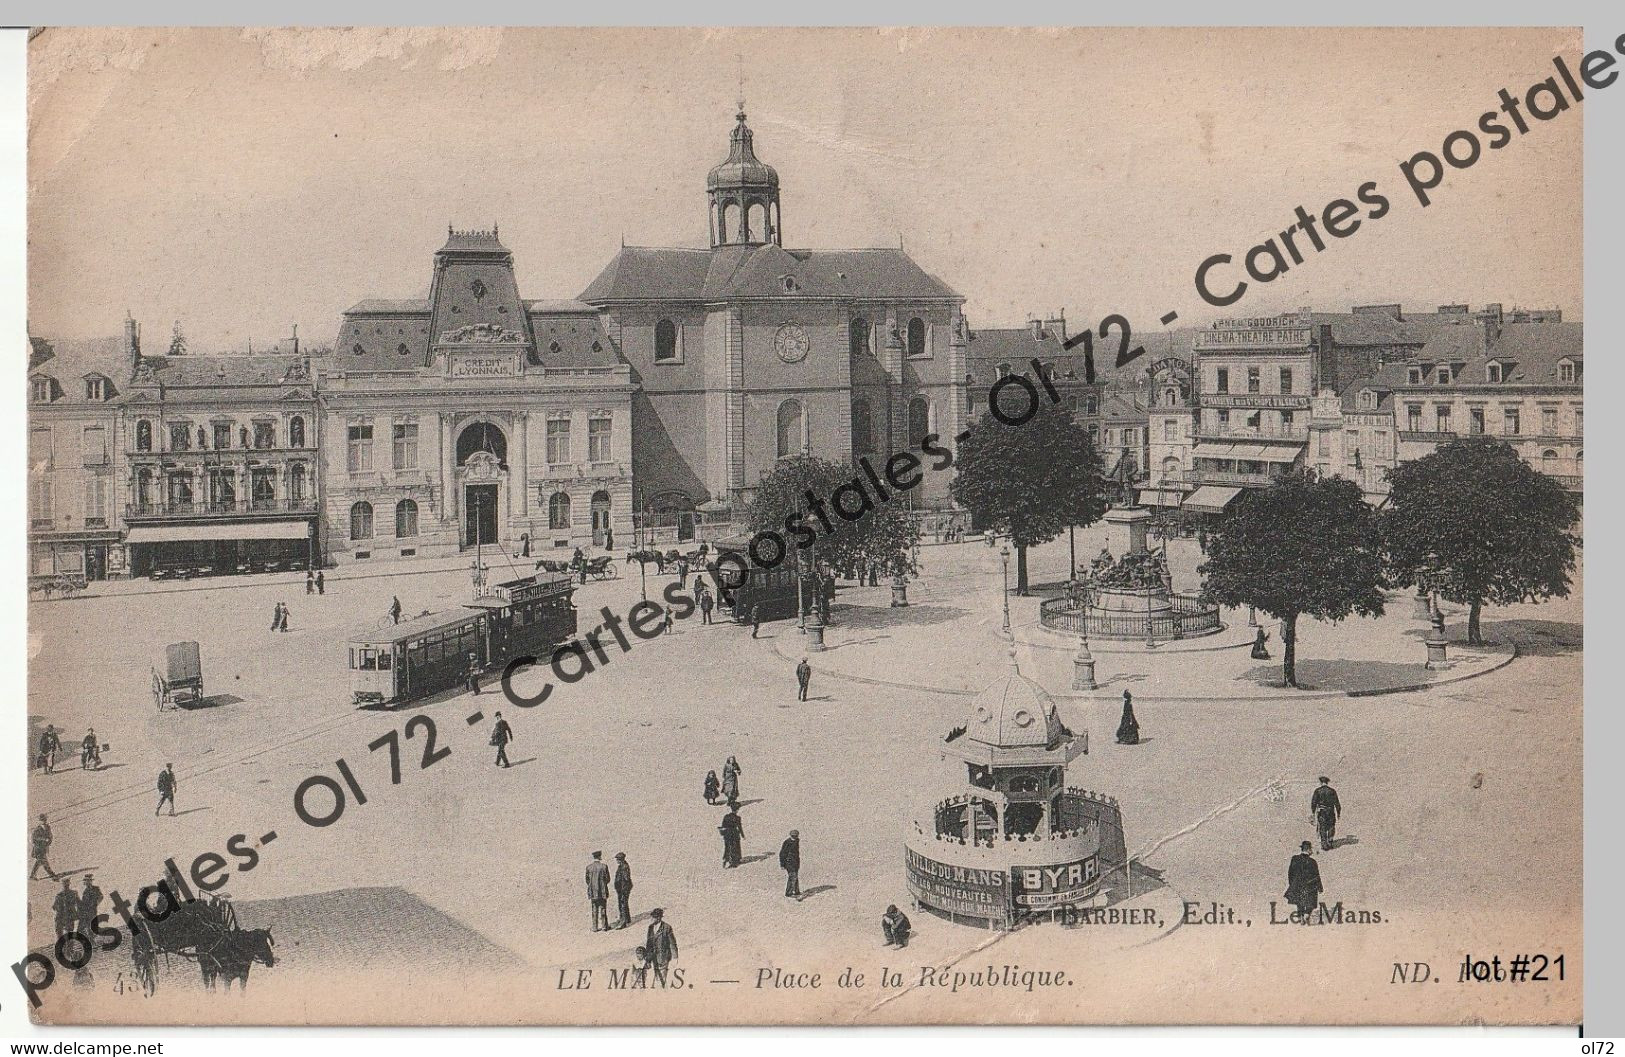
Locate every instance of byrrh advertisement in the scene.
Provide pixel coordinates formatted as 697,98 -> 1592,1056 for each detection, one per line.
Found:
13,20 -> 1601,1038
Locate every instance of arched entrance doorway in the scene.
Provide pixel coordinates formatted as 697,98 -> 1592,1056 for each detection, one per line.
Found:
456,421 -> 508,549
591,490 -> 612,548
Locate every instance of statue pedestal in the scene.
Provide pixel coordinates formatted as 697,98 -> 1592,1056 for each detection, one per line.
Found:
1103,506 -> 1153,557
1413,591 -> 1433,620
1072,639 -> 1098,690
891,577 -> 909,608
1424,638 -> 1451,670
807,619 -> 827,652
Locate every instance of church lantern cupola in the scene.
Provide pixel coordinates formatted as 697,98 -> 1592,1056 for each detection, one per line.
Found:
707,108 -> 781,247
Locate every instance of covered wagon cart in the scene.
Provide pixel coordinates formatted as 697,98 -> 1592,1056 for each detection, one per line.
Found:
153,641 -> 203,710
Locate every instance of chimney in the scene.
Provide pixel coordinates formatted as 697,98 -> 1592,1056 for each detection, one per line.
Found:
1029,318 -> 1044,341
124,311 -> 140,364
1043,310 -> 1067,343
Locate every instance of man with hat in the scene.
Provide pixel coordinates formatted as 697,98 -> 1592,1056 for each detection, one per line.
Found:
52,878 -> 78,940
30,813 -> 55,880
1311,776 -> 1342,851
779,829 -> 802,900
78,873 -> 104,939
585,850 -> 611,932
490,711 -> 514,768
881,904 -> 911,948
1283,841 -> 1323,920
644,908 -> 678,986
156,762 -> 177,816
612,852 -> 634,930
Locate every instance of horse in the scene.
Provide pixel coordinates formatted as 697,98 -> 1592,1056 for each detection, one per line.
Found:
199,927 -> 275,992
625,548 -> 667,573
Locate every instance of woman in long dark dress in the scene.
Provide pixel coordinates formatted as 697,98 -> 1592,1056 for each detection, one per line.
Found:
703,770 -> 720,805
1115,691 -> 1140,745
721,756 -> 741,808
1251,626 -> 1271,660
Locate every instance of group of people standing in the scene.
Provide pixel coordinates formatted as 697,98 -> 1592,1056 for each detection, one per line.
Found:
582,851 -> 679,986
33,724 -> 103,773
303,569 -> 326,594
269,601 -> 293,632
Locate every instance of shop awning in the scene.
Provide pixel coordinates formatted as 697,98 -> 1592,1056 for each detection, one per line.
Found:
1137,488 -> 1185,508
1254,441 -> 1306,463
1182,486 -> 1244,515
126,521 -> 311,544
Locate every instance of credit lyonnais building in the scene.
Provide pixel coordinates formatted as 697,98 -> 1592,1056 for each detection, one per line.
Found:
323,228 -> 634,563
578,107 -> 968,519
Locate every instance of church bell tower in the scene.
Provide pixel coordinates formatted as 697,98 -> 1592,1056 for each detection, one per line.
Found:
707,107 -> 782,247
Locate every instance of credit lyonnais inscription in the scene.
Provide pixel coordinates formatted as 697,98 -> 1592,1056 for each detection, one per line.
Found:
451,354 -> 517,379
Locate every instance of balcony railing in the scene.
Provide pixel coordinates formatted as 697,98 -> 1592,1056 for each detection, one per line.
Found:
1193,425 -> 1309,441
129,444 -> 316,460
1166,469 -> 1286,488
126,497 -> 319,519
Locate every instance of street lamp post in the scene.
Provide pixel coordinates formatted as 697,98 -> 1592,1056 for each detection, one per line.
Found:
1000,545 -> 1011,631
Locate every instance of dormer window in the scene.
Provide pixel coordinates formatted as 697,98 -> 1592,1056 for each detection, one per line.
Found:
1436,366 -> 1452,384
781,275 -> 800,294
1408,367 -> 1423,384
85,376 -> 108,401
549,341 -> 562,355
1558,360 -> 1577,383
1486,362 -> 1503,383
30,376 -> 54,403
1361,390 -> 1377,411
995,362 -> 1012,379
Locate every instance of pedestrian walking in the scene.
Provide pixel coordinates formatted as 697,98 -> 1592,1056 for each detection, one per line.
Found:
796,657 -> 812,701
30,814 -> 55,880
612,852 -> 634,929
779,830 -> 802,899
703,770 -> 720,805
722,755 -> 741,809
490,711 -> 513,768
1115,691 -> 1140,745
750,604 -> 762,638
466,651 -> 483,694
585,851 -> 611,932
78,874 -> 103,938
676,557 -> 689,587
662,605 -> 674,635
699,589 -> 714,626
520,533 -> 532,558
1284,840 -> 1323,920
270,601 -> 283,631
156,763 -> 176,815
80,729 -> 99,770
881,904 -> 911,948
1311,777 -> 1342,851
604,526 -> 615,551
53,878 -> 77,939
279,602 -> 291,632
306,571 -> 315,595
316,570 -> 325,594
1251,626 -> 1271,660
36,724 -> 60,773
644,908 -> 678,986
719,807 -> 744,868
390,596 -> 403,624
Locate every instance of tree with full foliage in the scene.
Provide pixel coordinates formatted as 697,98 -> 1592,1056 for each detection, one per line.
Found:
949,400 -> 1107,594
1383,438 -> 1579,645
747,455 -> 920,579
1199,470 -> 1386,688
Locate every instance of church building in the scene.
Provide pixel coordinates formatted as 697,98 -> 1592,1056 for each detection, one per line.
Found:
578,107 -> 969,526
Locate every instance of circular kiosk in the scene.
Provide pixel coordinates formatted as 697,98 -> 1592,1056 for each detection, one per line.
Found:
905,659 -> 1126,929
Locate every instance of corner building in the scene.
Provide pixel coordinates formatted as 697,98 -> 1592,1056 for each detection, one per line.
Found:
323,229 -> 634,563
578,109 -> 968,525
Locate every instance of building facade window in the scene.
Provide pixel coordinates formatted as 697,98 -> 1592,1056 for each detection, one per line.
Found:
85,474 -> 110,525
85,377 -> 106,401
906,317 -> 927,357
1470,407 -> 1486,435
1504,409 -> 1521,435
588,415 -> 612,463
1247,367 -> 1261,394
1559,362 -> 1576,383
350,501 -> 373,540
253,422 -> 276,449
849,317 -> 870,357
1437,366 -> 1452,384
1318,432 -> 1330,456
347,425 -> 373,471
654,319 -> 680,362
1281,410 -> 1295,430
393,423 -> 419,469
82,425 -> 107,465
1279,367 -> 1293,394
1541,408 -> 1558,435
852,400 -> 874,456
1084,393 -> 1099,415
250,469 -> 276,509
135,420 -> 153,452
1216,368 -> 1229,393
1409,367 -> 1423,384
1542,450 -> 1558,474
167,473 -> 193,509
30,377 -> 53,403
777,399 -> 804,458
289,464 -> 307,503
908,397 -> 930,449
1576,408 -> 1584,435
549,491 -> 571,530
290,416 -> 306,448
396,499 -> 419,538
1437,406 -> 1452,433
170,423 -> 191,452
30,478 -> 53,523
1487,363 -> 1502,383
1163,421 -> 1176,442
546,417 -> 571,465
208,422 -> 229,450
1407,405 -> 1422,432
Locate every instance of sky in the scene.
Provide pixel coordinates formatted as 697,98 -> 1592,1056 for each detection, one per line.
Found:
27,26 -> 1583,352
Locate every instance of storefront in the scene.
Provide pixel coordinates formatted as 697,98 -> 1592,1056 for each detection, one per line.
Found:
125,519 -> 315,578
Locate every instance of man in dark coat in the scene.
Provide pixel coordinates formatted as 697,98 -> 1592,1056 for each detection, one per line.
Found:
719,807 -> 744,868
779,830 -> 802,899
156,763 -> 176,816
36,725 -> 59,773
612,852 -> 634,929
699,587 -> 714,625
30,814 -> 55,880
490,711 -> 513,768
81,729 -> 99,770
796,658 -> 812,702
78,874 -> 104,938
881,904 -> 911,948
306,571 -> 315,595
271,601 -> 283,631
316,570 -> 325,594
585,851 -> 611,932
53,878 -> 77,939
645,908 -> 678,986
750,604 -> 762,638
1311,777 -> 1342,851
1284,841 -> 1323,919
390,596 -> 403,624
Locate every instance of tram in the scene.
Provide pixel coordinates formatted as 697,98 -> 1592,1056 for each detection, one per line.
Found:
348,572 -> 576,706
707,535 -> 803,623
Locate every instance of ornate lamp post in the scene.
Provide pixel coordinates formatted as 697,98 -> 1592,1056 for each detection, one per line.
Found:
1000,544 -> 1012,631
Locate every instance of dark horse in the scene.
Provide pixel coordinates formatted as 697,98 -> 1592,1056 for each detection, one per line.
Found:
625,548 -> 668,573
200,927 -> 275,992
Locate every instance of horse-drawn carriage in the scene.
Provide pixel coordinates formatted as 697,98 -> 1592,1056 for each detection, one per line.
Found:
129,894 -> 275,994
153,641 -> 204,711
536,555 -> 619,580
